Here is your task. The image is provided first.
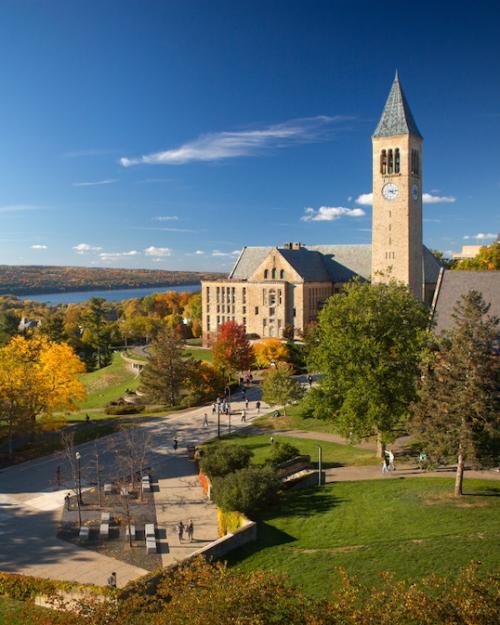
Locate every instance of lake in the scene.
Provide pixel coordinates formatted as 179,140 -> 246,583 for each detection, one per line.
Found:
19,283 -> 201,305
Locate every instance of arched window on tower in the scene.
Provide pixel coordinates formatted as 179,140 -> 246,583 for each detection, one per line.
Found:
264,269 -> 268,279
394,148 -> 400,174
380,150 -> 387,174
271,268 -> 276,280
388,149 -> 394,174
411,149 -> 420,176
279,269 -> 284,279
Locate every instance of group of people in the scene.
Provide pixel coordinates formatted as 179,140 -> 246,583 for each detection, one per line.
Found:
175,519 -> 194,543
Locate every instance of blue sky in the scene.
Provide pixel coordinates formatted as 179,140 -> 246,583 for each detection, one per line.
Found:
1,0 -> 499,272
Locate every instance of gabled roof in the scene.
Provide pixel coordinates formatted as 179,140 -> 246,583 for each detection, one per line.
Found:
432,270 -> 500,334
373,71 -> 422,139
309,244 -> 372,281
229,246 -> 270,280
278,248 -> 331,282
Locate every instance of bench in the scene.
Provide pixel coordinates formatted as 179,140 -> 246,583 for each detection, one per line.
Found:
104,483 -> 113,495
101,512 -> 110,522
146,537 -> 157,554
125,524 -> 136,539
142,477 -> 151,492
145,523 -> 155,538
79,526 -> 89,541
100,523 -> 109,538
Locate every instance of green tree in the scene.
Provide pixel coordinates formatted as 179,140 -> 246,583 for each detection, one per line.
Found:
262,362 -> 303,415
139,327 -> 192,406
80,298 -> 113,368
200,443 -> 253,479
212,320 -> 254,376
211,465 -> 281,514
430,248 -> 455,269
455,241 -> 500,271
411,291 -> 500,496
0,310 -> 19,346
307,280 -> 430,456
41,309 -> 66,343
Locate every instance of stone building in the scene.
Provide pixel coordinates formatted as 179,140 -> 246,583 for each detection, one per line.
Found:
201,73 -> 441,346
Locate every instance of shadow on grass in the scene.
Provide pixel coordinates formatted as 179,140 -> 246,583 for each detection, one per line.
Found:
466,487 -> 500,497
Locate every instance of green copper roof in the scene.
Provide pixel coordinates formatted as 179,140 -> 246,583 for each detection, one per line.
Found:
373,71 -> 422,139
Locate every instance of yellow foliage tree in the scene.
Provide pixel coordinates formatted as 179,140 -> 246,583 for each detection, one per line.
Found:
0,336 -> 86,456
253,338 -> 289,369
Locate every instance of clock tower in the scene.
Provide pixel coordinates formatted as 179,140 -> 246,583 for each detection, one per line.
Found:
371,71 -> 423,299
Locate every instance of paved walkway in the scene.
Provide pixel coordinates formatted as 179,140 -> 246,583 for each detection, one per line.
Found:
325,463 -> 500,482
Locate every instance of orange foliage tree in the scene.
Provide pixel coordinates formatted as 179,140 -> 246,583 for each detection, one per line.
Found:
253,338 -> 289,368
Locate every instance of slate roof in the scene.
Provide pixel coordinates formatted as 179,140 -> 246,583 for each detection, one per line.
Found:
432,270 -> 500,334
373,71 -> 423,139
228,244 -> 441,284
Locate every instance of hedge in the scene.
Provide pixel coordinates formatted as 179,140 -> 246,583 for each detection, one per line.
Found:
105,404 -> 145,415
0,572 -> 107,601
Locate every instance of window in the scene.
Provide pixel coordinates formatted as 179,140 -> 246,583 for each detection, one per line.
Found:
264,269 -> 269,279
380,149 -> 387,174
243,306 -> 246,314
255,306 -> 259,315
217,304 -> 220,313
242,287 -> 246,304
411,149 -> 420,176
279,269 -> 285,279
243,317 -> 246,327
271,268 -> 276,279
206,286 -> 210,303
293,308 -> 296,318
388,149 -> 394,174
269,307 -> 275,317
217,315 -> 220,326
216,286 -> 220,302
278,289 -> 282,304
207,315 -> 210,331
394,148 -> 400,174
269,289 -> 276,305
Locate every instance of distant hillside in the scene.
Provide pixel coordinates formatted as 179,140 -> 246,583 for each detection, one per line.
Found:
0,265 -> 223,295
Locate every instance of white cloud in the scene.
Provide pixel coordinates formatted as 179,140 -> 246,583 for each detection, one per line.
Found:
72,179 -> 118,187
99,250 -> 140,260
355,193 -> 373,206
153,215 -> 179,221
120,115 -> 350,166
195,250 -> 205,255
0,204 -> 44,213
144,246 -> 172,257
422,193 -> 456,204
73,243 -> 103,254
31,244 -> 47,250
463,233 -> 497,240
212,250 -> 240,257
354,192 -> 456,205
301,206 -> 365,222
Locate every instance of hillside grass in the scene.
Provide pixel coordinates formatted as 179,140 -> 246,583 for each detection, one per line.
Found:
202,432 -> 378,468
0,597 -> 74,624
227,478 -> 500,597
78,352 -> 140,409
185,346 -> 213,362
254,403 -> 343,435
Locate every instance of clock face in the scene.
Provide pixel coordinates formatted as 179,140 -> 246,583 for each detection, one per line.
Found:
411,184 -> 419,200
382,183 -> 399,201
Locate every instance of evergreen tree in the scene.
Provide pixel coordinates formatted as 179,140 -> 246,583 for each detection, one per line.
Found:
80,298 -> 113,368
139,327 -> 192,406
411,291 -> 500,496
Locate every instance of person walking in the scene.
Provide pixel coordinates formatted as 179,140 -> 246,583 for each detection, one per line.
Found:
107,572 -> 117,588
186,519 -> 194,543
382,451 -> 390,473
176,521 -> 184,543
387,450 -> 395,471
256,400 -> 261,413
240,409 -> 246,422
65,492 -> 71,511
245,398 -> 249,409
203,413 -> 209,428
212,403 -> 216,415
173,438 -> 178,452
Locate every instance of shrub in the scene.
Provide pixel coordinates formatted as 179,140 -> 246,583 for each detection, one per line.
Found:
211,465 -> 281,514
268,441 -> 300,466
105,404 -> 145,415
199,444 -> 253,479
217,508 -> 245,536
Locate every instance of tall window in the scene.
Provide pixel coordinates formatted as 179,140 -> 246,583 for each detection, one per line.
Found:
279,269 -> 285,279
271,268 -> 276,279
388,149 -> 394,174
394,148 -> 400,174
411,149 -> 420,176
269,289 -> 276,305
264,269 -> 268,279
380,149 -> 387,174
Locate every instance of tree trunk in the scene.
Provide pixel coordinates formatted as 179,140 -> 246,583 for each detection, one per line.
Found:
454,447 -> 465,497
376,432 -> 386,458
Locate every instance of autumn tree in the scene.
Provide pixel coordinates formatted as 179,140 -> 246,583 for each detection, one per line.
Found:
0,336 -> 86,456
254,338 -> 289,368
262,362 -> 303,415
139,327 -> 193,406
307,280 -> 430,456
212,321 -> 254,377
455,241 -> 500,271
411,291 -> 500,496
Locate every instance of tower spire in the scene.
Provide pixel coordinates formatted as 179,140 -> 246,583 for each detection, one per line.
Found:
373,72 -> 422,139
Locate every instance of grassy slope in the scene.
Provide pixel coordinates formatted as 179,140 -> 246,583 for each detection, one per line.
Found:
228,478 -> 500,597
254,403 -> 343,434
77,352 -> 140,410
204,432 -> 377,467
185,347 -> 213,362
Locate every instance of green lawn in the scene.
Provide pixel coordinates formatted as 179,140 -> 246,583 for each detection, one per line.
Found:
254,403 -> 343,435
227,478 -> 500,597
78,352 -> 140,409
203,432 -> 378,467
185,347 -> 213,362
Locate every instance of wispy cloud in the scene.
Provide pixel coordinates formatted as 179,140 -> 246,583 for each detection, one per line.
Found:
0,204 -> 44,214
144,246 -> 172,257
99,250 -> 140,260
72,179 -> 118,187
301,206 -> 365,222
195,250 -> 205,255
354,192 -> 456,205
464,233 -> 497,240
212,250 -> 240,257
153,215 -> 179,222
31,244 -> 48,250
120,115 -> 350,167
73,243 -> 103,254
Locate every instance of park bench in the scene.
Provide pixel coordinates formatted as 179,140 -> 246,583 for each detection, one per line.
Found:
79,526 -> 90,541
104,483 -> 113,495
142,476 -> 151,492
101,512 -> 110,522
145,523 -> 155,538
100,523 -> 109,538
125,524 -> 136,539
146,537 -> 157,554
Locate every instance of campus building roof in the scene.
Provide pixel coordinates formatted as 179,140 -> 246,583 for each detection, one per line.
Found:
373,71 -> 423,139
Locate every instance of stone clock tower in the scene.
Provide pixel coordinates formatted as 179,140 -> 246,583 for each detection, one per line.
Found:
371,71 -> 423,299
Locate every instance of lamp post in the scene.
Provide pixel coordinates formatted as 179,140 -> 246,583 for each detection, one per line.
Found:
318,446 -> 323,487
216,397 -> 221,439
75,451 -> 83,504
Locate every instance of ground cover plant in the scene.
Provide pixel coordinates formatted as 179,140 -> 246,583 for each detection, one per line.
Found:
227,477 -> 500,597
203,432 -> 378,468
78,352 -> 139,410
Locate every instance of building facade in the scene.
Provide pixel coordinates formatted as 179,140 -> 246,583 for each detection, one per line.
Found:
202,73 -> 439,346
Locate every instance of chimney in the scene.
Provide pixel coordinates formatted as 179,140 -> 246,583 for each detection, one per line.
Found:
283,242 -> 303,250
